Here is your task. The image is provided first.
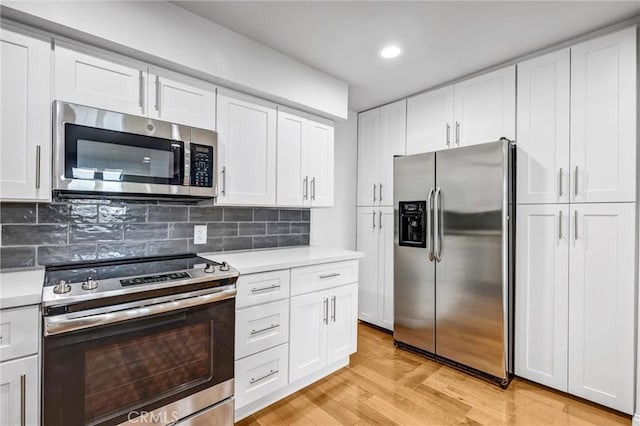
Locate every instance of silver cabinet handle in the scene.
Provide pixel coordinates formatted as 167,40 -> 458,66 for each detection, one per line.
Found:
574,166 -> 578,197
35,145 -> 41,189
323,297 -> 328,324
433,187 -> 443,262
427,188 -> 435,261
455,121 -> 460,145
378,210 -> 382,229
251,284 -> 280,293
250,323 -> 279,335
558,168 -> 563,197
379,183 -> 383,202
155,74 -> 161,112
372,210 -> 376,229
250,369 -> 278,385
446,123 -> 451,147
303,176 -> 308,200
311,177 -> 316,200
558,210 -> 563,240
220,166 -> 226,195
574,210 -> 578,240
331,295 -> 336,322
138,70 -> 144,108
373,183 -> 377,202
20,374 -> 25,426
319,272 -> 340,279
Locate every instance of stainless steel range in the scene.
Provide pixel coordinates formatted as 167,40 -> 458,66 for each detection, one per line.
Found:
42,254 -> 238,426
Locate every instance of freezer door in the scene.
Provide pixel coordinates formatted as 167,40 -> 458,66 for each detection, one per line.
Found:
434,141 -> 510,379
393,152 -> 436,352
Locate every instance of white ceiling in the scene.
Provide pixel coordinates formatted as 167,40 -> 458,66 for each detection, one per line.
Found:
173,1 -> 639,112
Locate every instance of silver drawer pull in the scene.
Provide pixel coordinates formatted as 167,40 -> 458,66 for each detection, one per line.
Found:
20,374 -> 25,426
250,369 -> 278,385
250,284 -> 280,293
319,273 -> 340,279
250,324 -> 279,335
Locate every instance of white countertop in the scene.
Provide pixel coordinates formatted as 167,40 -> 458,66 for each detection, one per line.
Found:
0,267 -> 44,309
199,246 -> 364,274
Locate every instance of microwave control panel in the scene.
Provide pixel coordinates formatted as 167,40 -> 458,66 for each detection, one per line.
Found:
190,143 -> 214,187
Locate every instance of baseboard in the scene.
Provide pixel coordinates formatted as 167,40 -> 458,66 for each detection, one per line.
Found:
234,357 -> 349,421
633,413 -> 640,426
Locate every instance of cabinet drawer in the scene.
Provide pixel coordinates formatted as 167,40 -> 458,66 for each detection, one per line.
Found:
0,305 -> 39,362
235,300 -> 289,360
236,270 -> 290,308
291,260 -> 358,296
235,343 -> 289,409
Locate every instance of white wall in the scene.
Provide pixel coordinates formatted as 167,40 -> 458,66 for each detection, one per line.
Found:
1,1 -> 348,119
310,110 -> 358,250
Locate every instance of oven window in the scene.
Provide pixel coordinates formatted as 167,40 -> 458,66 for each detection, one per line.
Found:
65,123 -> 184,185
84,322 -> 210,423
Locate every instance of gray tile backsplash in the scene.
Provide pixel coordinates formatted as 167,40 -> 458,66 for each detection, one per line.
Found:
0,200 -> 310,268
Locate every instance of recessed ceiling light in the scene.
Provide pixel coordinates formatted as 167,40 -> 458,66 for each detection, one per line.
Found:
379,45 -> 402,59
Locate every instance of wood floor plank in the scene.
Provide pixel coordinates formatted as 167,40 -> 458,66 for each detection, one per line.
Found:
240,323 -> 632,425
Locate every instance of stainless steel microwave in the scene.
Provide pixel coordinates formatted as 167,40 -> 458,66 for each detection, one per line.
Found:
53,101 -> 217,199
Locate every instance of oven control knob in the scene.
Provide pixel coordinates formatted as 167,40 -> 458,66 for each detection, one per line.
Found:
204,263 -> 216,274
82,277 -> 98,290
53,280 -> 71,294
219,262 -> 230,272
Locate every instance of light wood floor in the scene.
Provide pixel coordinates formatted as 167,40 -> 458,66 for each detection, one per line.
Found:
237,322 -> 631,426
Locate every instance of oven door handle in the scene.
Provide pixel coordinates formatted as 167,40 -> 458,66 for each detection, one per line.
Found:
44,287 -> 236,336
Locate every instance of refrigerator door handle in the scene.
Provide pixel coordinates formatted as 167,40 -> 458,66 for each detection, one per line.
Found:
427,187 -> 435,261
433,187 -> 442,262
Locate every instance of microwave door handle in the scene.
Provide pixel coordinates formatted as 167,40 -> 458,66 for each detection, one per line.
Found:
427,188 -> 434,261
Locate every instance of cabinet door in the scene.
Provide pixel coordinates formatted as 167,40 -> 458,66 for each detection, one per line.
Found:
515,204 -> 569,391
327,284 -> 358,364
276,111 -> 308,207
216,89 -> 277,205
454,65 -> 516,146
568,203 -> 635,413
308,120 -> 334,207
406,86 -> 454,154
570,28 -> 636,203
0,28 -> 51,201
379,100 -> 406,206
289,291 -> 328,382
148,70 -> 216,130
54,43 -> 146,116
356,208 -> 379,324
378,208 -> 395,331
357,109 -> 381,206
0,355 -> 39,426
517,49 -> 570,204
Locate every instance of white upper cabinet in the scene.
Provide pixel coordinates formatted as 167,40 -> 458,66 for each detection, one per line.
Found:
357,100 -> 406,207
147,68 -> 216,130
570,27 -> 636,203
1,27 -> 52,201
54,42 -> 146,116
407,86 -> 454,154
517,49 -> 570,204
568,203 -> 635,414
515,204 -> 569,392
454,65 -> 516,147
307,120 -> 335,207
276,109 -> 334,207
216,89 -> 277,205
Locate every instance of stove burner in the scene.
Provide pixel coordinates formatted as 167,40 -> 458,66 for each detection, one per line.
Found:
121,271 -> 191,286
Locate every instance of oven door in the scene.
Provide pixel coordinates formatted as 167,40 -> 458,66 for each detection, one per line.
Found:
43,292 -> 234,426
53,101 -> 192,197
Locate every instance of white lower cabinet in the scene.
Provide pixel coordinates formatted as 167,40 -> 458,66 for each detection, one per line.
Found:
0,355 -> 39,426
235,343 -> 289,409
289,283 -> 358,382
235,300 -> 289,360
515,202 -> 635,413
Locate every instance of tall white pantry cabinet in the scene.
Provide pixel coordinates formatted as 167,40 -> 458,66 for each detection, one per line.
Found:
515,27 -> 637,414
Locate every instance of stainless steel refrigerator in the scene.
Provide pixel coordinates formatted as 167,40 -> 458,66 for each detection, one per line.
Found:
393,139 -> 514,386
